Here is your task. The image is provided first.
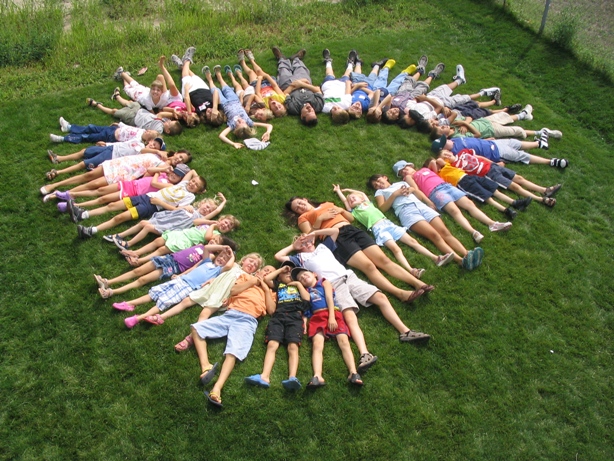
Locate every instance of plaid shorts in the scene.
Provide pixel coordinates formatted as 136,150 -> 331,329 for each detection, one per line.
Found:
149,278 -> 194,311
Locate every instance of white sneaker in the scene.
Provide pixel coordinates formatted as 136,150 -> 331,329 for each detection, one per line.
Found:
541,127 -> 562,139
520,104 -> 533,121
480,87 -> 500,97
59,117 -> 71,133
49,134 -> 64,143
488,222 -> 512,232
472,230 -> 484,243
453,64 -> 466,84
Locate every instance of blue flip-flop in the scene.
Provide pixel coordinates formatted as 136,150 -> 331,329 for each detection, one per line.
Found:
282,377 -> 302,391
472,247 -> 484,269
245,374 -> 270,388
200,362 -> 219,385
204,390 -> 223,408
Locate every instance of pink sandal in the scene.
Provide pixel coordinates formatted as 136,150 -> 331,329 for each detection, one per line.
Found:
174,334 -> 194,352
144,314 -> 165,326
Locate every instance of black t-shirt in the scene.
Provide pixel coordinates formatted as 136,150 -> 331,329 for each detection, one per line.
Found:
190,88 -> 214,114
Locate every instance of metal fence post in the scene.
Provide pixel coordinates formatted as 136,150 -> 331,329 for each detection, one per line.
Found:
538,0 -> 552,35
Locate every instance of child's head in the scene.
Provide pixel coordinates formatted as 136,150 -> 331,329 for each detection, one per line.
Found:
399,109 -> 423,129
257,265 -> 276,278
367,174 -> 391,191
430,124 -> 453,140
168,164 -> 190,184
151,137 -> 166,151
150,79 -> 164,99
347,101 -> 363,120
366,106 -> 382,124
431,135 -> 452,155
240,253 -> 264,274
142,130 -> 160,142
346,192 -> 367,209
331,106 -> 350,125
251,107 -> 274,122
217,215 -> 240,233
277,261 -> 295,284
168,150 -> 192,166
415,119 -> 432,134
292,234 -> 316,253
205,108 -> 226,127
393,160 -> 415,179
187,175 -> 207,194
213,247 -> 233,266
164,120 -> 184,136
300,103 -> 318,127
382,106 -> 400,123
183,112 -> 200,128
197,198 -> 217,215
291,267 -> 317,288
233,119 -> 256,139
269,100 -> 287,118
438,149 -> 457,162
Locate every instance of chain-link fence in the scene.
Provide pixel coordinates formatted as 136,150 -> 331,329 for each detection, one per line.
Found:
490,0 -> 614,79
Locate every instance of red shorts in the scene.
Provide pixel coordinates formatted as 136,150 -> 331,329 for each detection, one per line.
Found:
307,309 -> 350,339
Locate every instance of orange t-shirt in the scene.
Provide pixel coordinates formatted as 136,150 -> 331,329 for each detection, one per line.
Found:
297,202 -> 347,229
228,274 -> 270,319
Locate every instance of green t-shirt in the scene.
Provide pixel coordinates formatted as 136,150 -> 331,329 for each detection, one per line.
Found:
451,118 -> 494,138
351,200 -> 386,230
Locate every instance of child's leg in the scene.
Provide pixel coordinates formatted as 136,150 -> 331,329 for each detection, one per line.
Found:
192,327 -> 213,372
113,95 -> 132,107
342,62 -> 353,78
235,68 -> 250,89
427,217 -> 469,257
134,306 -> 161,322
214,68 -> 229,87
259,340 -> 280,383
478,100 -> 496,108
92,209 -> 134,233
84,200 -> 128,219
341,309 -> 369,356
125,237 -> 166,257
209,354 -> 237,400
43,168 -> 103,194
345,250 -> 416,301
107,261 -> 157,286
491,191 -> 514,206
79,191 -> 121,208
442,201 -> 481,234
88,101 -> 118,115
397,233 -> 439,263
367,292 -> 410,334
454,197 -> 498,227
126,222 -> 161,248
287,342 -> 300,379
159,297 -> 197,321
115,221 -> 145,240
69,183 -> 119,199
383,239 -> 414,273
361,245 -> 424,290
181,60 -> 192,79
239,60 -> 258,82
70,176 -> 107,193
311,333 -> 325,380
50,161 -> 87,177
110,269 -> 163,296
226,70 -> 243,95
122,293 -> 153,307
335,334 -> 358,375
159,56 -> 180,97
410,219 -> 464,263
131,245 -> 171,265
55,149 -> 87,163
510,177 -> 547,196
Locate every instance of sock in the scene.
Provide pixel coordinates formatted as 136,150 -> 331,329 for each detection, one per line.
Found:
478,90 -> 485,96
82,210 -> 90,219
346,63 -> 353,72
326,62 -> 332,69
92,227 -> 98,234
517,111 -> 526,120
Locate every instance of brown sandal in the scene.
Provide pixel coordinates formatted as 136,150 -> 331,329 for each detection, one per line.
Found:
542,197 -> 556,208
45,169 -> 58,181
405,288 -> 425,303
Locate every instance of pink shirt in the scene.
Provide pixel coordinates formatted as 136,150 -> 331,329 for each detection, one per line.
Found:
412,168 -> 445,197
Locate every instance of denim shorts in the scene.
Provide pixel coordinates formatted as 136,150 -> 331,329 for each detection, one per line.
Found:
429,183 -> 466,211
192,310 -> 258,361
151,255 -> 181,279
396,201 -> 440,229
371,219 -> 407,246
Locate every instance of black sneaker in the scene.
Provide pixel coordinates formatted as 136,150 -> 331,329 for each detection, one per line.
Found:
70,204 -> 85,223
493,89 -> 502,106
371,58 -> 388,68
538,132 -> 549,150
549,158 -> 568,169
77,225 -> 94,239
322,48 -> 332,62
504,207 -> 517,220
347,50 -> 357,66
512,197 -> 532,211
505,103 -> 522,114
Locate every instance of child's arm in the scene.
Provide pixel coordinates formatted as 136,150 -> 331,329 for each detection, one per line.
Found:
220,247 -> 236,272
262,73 -> 284,95
141,147 -> 168,161
322,279 -> 338,332
415,94 -> 443,113
378,94 -> 392,109
146,164 -> 173,175
260,279 -> 276,315
193,217 -> 216,227
183,83 -> 194,113
230,275 -> 260,296
332,184 -> 352,212
211,90 -> 220,120
287,79 -> 321,94
150,173 -> 172,190
203,222 -> 219,241
289,280 -> 311,301
370,89 -> 381,108
375,184 -> 413,212
149,196 -> 182,212
351,82 -> 368,93
264,266 -> 287,288
253,122 -> 273,142
202,193 -> 226,220
344,79 -> 352,95
219,127 -> 244,149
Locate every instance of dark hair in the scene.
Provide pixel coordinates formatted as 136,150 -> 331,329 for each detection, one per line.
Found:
429,127 -> 441,141
219,235 -> 239,252
416,119 -> 432,134
366,174 -> 385,191
301,116 -> 318,127
169,149 -> 193,163
398,116 -> 413,129
422,158 -> 433,168
381,107 -> 397,125
283,196 -> 321,226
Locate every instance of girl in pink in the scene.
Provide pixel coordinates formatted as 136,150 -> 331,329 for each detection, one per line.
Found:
394,160 -> 511,243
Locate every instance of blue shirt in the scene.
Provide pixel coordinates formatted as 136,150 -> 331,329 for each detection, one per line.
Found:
450,137 -> 500,162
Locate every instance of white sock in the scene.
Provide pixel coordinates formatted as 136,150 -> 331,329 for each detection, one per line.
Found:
326,62 -> 332,69
346,63 -> 353,72
92,227 -> 98,234
82,210 -> 90,219
517,111 -> 526,120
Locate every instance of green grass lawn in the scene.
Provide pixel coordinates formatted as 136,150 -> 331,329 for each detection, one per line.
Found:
0,0 -> 613,460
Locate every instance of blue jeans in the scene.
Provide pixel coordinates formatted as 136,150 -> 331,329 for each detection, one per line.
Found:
65,124 -> 118,144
